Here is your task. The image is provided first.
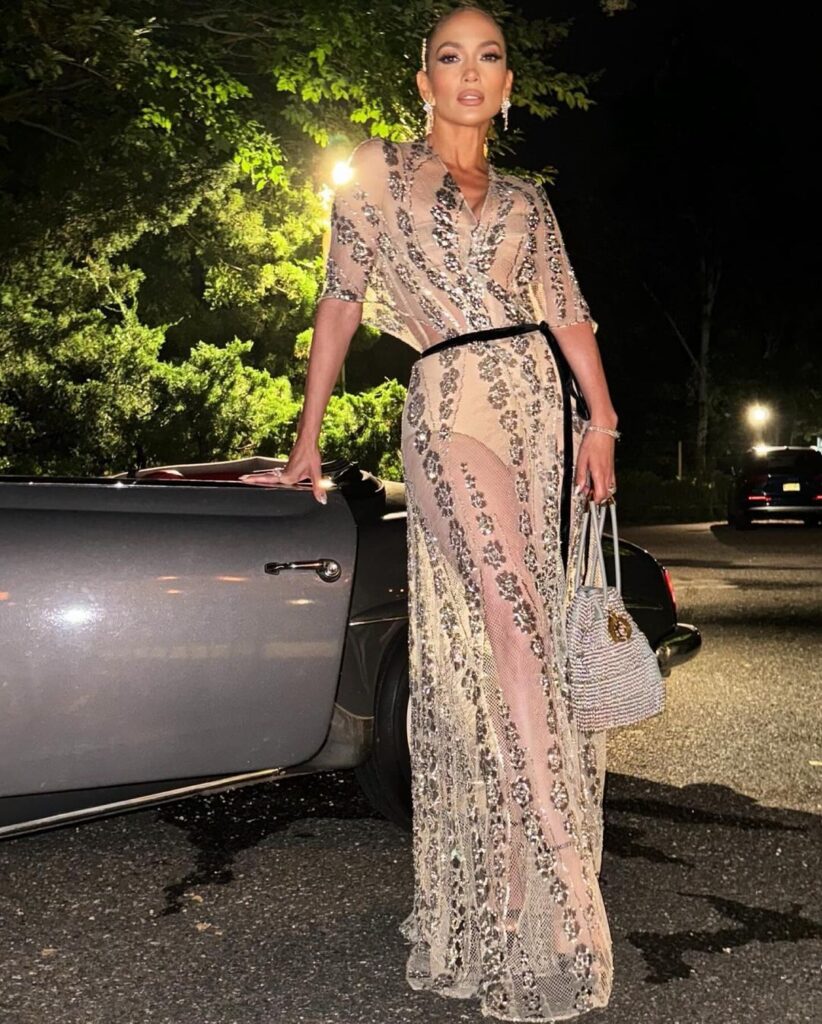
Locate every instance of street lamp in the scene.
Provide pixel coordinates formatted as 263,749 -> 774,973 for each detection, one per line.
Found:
746,402 -> 771,431
745,402 -> 778,448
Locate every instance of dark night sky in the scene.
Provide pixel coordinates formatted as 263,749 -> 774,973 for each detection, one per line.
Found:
519,0 -> 814,259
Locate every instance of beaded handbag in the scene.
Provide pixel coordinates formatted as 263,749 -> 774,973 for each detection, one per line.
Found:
565,499 -> 665,731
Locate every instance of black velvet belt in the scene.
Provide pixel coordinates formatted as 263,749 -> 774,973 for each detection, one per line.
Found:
418,320 -> 589,573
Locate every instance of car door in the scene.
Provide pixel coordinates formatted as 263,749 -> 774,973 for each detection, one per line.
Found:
0,479 -> 356,795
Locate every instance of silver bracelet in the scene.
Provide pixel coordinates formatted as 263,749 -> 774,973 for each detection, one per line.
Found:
584,424 -> 621,440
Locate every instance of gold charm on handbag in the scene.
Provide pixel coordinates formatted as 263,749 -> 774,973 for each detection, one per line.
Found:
565,498 -> 666,731
607,608 -> 633,642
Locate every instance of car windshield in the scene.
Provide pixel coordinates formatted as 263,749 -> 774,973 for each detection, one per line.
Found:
741,449 -> 822,474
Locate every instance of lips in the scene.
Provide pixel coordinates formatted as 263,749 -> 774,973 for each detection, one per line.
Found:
458,90 -> 484,102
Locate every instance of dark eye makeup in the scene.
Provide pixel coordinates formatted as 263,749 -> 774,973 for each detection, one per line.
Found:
438,51 -> 503,63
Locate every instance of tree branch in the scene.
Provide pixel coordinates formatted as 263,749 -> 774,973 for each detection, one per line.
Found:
640,279 -> 700,372
18,119 -> 80,145
0,80 -> 87,115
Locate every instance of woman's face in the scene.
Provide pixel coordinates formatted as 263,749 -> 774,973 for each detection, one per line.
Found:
417,10 -> 513,131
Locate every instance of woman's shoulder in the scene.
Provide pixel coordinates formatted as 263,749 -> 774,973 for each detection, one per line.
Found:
347,137 -> 395,173
494,165 -> 544,196
350,136 -> 424,164
341,138 -> 402,202
368,136 -> 446,163
346,137 -> 414,186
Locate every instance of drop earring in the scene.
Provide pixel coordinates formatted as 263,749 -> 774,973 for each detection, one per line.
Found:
424,98 -> 435,135
501,96 -> 511,131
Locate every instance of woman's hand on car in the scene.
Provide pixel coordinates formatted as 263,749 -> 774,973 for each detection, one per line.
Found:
275,437 -> 329,505
238,439 -> 329,503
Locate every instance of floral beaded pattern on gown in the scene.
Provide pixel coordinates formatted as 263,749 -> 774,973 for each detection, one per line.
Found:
319,136 -> 613,1021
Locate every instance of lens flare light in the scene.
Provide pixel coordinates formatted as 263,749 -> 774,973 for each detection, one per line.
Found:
331,160 -> 353,187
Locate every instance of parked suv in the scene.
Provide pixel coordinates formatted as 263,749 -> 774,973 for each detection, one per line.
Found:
727,445 -> 822,529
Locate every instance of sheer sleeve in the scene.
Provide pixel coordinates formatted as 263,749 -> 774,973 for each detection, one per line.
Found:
533,184 -> 598,334
318,138 -> 386,304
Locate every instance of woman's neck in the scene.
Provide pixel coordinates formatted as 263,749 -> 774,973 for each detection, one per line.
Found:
426,123 -> 490,172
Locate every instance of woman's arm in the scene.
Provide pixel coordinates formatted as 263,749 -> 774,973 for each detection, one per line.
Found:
278,140 -> 387,503
552,320 -> 619,504
273,298 -> 363,504
296,297 -> 364,446
550,320 -> 618,430
530,182 -> 619,503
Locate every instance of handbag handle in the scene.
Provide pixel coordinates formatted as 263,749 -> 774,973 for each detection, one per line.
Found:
573,499 -> 621,606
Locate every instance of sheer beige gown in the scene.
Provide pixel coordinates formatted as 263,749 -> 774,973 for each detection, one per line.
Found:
319,136 -> 613,1021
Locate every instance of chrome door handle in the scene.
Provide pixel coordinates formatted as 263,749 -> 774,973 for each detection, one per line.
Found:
264,558 -> 342,583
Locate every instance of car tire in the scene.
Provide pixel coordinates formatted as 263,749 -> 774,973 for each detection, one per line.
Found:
354,630 -> 412,832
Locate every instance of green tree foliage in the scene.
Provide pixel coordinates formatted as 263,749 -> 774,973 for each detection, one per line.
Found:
0,1 -> 600,476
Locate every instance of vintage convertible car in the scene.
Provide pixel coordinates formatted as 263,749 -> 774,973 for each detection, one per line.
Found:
0,456 -> 701,840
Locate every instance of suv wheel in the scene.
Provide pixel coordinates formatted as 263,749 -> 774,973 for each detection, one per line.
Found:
728,510 -> 752,530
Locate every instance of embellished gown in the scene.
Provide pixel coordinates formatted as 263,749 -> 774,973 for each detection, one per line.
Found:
319,136 -> 613,1021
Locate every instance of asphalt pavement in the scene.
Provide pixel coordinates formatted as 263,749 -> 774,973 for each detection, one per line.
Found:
1,520 -> 820,1024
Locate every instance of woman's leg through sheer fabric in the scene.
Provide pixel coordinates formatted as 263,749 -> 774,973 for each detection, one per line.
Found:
399,365 -> 613,1020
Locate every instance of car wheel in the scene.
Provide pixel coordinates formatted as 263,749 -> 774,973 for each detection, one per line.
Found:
354,630 -> 412,831
728,510 -> 752,530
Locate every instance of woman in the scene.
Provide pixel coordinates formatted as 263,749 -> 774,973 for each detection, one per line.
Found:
276,4 -> 618,1019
